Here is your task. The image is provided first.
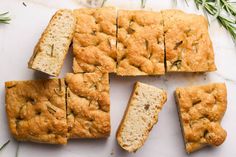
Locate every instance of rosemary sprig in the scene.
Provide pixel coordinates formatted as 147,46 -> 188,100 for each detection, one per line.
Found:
174,0 -> 178,7
0,140 -> 10,151
0,12 -> 11,24
220,0 -> 236,16
184,0 -> 189,6
22,2 -> 27,7
141,0 -> 147,8
16,142 -> 20,157
193,0 -> 236,41
101,0 -> 107,7
218,15 -> 236,40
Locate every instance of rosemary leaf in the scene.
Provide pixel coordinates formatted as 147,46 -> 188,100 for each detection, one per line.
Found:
202,0 -> 206,8
220,0 -> 236,16
101,0 -> 107,7
0,12 -> 11,24
0,140 -> 10,151
195,2 -> 199,9
218,15 -> 236,40
141,0 -> 147,8
174,0 -> 178,7
23,2 -> 27,7
0,12 -> 9,16
212,0 -> 221,20
184,0 -> 189,6
16,142 -> 20,157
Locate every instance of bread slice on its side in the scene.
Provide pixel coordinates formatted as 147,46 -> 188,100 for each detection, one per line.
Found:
28,9 -> 76,76
116,82 -> 167,152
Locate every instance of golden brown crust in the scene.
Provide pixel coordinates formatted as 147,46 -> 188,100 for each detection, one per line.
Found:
117,10 -> 165,76
72,7 -> 117,73
65,71 -> 110,138
5,79 -> 67,144
175,83 -> 227,153
162,10 -> 216,72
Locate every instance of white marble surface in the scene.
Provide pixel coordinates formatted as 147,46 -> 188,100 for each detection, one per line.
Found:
0,0 -> 236,157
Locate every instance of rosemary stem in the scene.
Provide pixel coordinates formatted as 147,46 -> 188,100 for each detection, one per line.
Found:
0,140 -> 10,151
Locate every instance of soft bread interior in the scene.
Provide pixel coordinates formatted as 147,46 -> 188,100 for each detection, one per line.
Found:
117,82 -> 167,152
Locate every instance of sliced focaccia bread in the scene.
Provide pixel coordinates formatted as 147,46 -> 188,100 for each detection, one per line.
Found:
5,79 -> 67,144
117,10 -> 165,76
117,82 -> 167,152
28,9 -> 76,76
65,71 -> 111,138
162,10 -> 216,72
175,83 -> 227,153
73,7 -> 117,73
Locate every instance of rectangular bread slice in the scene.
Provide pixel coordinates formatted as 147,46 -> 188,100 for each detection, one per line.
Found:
175,83 -> 227,153
116,82 -> 167,152
65,71 -> 110,138
28,9 -> 76,76
117,10 -> 165,76
162,10 -> 216,72
72,7 -> 117,73
5,79 -> 67,144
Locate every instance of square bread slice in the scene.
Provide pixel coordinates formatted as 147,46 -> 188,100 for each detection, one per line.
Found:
5,79 -> 67,144
175,83 -> 227,153
72,7 -> 117,73
65,71 -> 110,138
117,10 -> 165,76
116,82 -> 167,152
162,10 -> 216,72
28,9 -> 76,76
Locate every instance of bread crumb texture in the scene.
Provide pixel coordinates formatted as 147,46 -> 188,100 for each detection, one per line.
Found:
28,9 -> 76,76
117,10 -> 165,76
117,82 -> 167,152
5,79 -> 67,144
73,7 -> 117,73
65,71 -> 110,138
162,10 -> 216,72
175,83 -> 227,153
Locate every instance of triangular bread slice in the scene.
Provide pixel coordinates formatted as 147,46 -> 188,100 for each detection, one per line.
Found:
116,82 -> 167,152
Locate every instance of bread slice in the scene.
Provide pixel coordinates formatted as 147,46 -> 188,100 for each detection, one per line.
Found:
72,7 -> 117,73
117,10 -> 165,76
162,9 -> 216,72
5,79 -> 67,144
116,82 -> 167,152
28,9 -> 76,76
175,83 -> 227,153
65,71 -> 111,138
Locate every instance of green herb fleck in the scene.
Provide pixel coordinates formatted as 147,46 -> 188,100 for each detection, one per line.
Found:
22,2 -> 27,7
172,59 -> 182,69
0,140 -> 10,151
174,41 -> 183,50
145,39 -> 149,50
141,0 -> 147,8
0,12 -> 11,24
184,0 -> 189,6
16,142 -> 20,157
101,0 -> 107,7
50,44 -> 54,57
